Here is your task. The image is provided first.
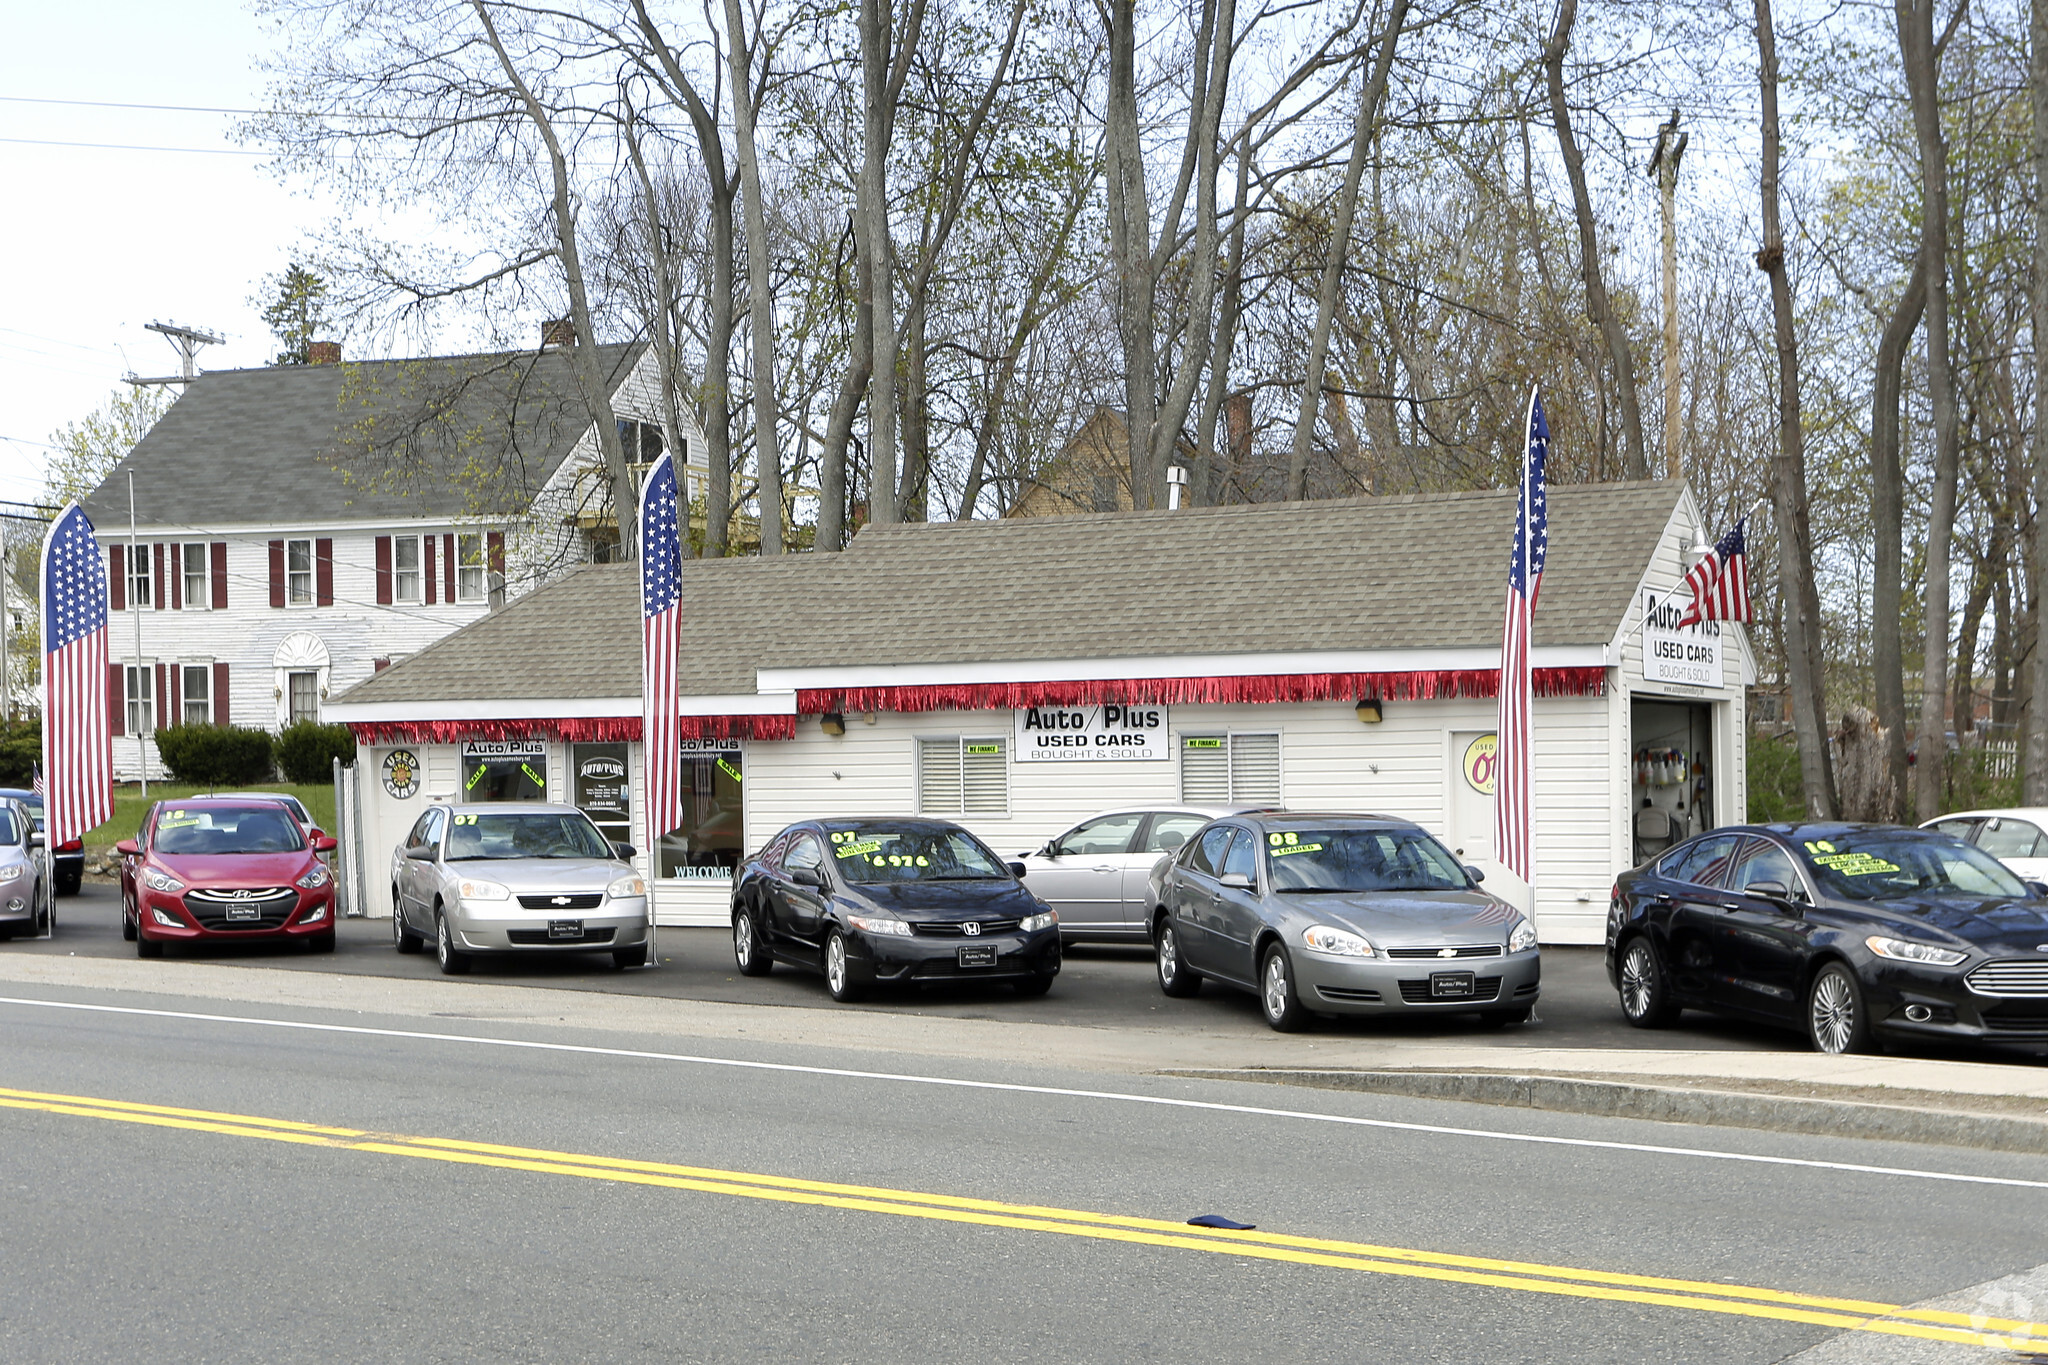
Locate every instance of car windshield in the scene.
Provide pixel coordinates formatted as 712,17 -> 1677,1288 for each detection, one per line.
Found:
1795,831 -> 2027,901
827,827 -> 1011,884
1265,827 -> 1472,893
445,811 -> 614,861
155,806 -> 307,856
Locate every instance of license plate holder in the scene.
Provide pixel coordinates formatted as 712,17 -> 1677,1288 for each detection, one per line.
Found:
225,904 -> 260,921
548,919 -> 584,940
1430,970 -> 1475,999
957,944 -> 998,968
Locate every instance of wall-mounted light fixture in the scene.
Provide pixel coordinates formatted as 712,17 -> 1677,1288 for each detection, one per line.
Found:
1355,698 -> 1383,724
820,712 -> 846,737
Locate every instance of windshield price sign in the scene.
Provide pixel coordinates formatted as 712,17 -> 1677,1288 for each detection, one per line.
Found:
1014,705 -> 1169,761
1641,587 -> 1723,688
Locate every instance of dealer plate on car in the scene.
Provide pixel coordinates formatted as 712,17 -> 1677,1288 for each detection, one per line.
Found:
1430,971 -> 1475,998
957,944 -> 998,968
226,904 -> 260,921
548,920 -> 583,939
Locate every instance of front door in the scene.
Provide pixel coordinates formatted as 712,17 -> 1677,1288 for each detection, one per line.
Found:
1172,824 -> 1236,972
1126,812 -> 1212,933
779,834 -> 830,959
1715,837 -> 1813,1021
1208,829 -> 1265,984
1664,832 -> 1744,1002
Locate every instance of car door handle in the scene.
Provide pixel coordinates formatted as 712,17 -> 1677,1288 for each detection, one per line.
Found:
1720,902 -> 1744,912
1092,866 -> 1116,874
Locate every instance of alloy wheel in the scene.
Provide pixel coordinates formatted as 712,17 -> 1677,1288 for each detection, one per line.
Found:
826,934 -> 847,995
1620,941 -> 1654,1019
1810,971 -> 1857,1054
735,912 -> 755,968
1158,927 -> 1179,984
1263,952 -> 1290,1022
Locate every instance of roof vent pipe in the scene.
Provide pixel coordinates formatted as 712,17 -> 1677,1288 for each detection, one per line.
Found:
1165,465 -> 1188,510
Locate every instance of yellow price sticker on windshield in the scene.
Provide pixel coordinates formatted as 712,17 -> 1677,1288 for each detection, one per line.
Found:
1270,843 -> 1325,856
834,839 -> 884,859
1813,851 -> 1900,877
158,811 -> 201,829
868,853 -> 930,867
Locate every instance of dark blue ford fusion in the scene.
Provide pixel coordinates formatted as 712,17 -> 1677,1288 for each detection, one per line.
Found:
730,818 -> 1061,1001
1607,822 -> 2048,1053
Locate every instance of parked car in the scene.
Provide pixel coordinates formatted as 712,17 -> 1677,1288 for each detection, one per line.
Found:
731,818 -> 1061,1001
390,801 -> 649,974
0,797 -> 47,938
0,788 -> 82,895
1015,805 -> 1256,943
1148,812 -> 1539,1031
118,797 -> 339,956
1920,809 -> 2048,885
238,791 -> 316,830
1608,821 -> 2048,1053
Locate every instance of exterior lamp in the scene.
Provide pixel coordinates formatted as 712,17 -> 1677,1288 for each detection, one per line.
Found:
1355,698 -> 1383,724
820,712 -> 846,737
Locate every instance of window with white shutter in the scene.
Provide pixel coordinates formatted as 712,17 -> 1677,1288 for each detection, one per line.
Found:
917,737 -> 1009,816
1179,732 -> 1281,804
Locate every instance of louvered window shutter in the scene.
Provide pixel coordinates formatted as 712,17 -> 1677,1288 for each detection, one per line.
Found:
961,739 -> 1008,814
268,540 -> 286,607
315,538 -> 335,605
1228,734 -> 1282,804
168,543 -> 182,610
374,536 -> 393,604
918,739 -> 963,815
213,663 -> 231,726
211,542 -> 229,608
109,545 -> 125,611
1179,736 -> 1229,803
153,543 -> 166,611
108,665 -> 125,735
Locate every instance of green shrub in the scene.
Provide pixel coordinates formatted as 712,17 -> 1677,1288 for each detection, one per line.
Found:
155,724 -> 276,787
275,721 -> 356,784
1746,729 -> 1806,823
0,719 -> 37,788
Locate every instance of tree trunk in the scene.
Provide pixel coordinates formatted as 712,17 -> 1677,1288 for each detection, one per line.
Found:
1754,0 -> 1837,818
1104,0 -> 1160,507
817,226 -> 871,551
1194,150 -> 1251,508
853,0 -> 925,527
1542,0 -> 1648,482
2028,0 -> 2048,801
621,105 -> 693,558
1871,255 -> 1926,818
899,298 -> 929,521
724,0 -> 781,554
1286,0 -> 1409,501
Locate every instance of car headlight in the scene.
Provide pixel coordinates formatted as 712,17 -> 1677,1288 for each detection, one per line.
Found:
1508,917 -> 1539,954
296,865 -> 331,889
1866,935 -> 1967,966
1301,924 -> 1375,957
457,879 -> 511,901
144,869 -> 186,894
0,864 -> 20,883
846,913 -> 912,937
1019,910 -> 1058,933
608,874 -> 647,898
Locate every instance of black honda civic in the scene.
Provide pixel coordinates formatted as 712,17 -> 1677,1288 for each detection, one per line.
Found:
729,818 -> 1062,1002
1607,821 -> 2048,1053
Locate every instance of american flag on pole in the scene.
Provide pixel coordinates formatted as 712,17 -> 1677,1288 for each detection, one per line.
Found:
1494,389 -> 1548,884
1675,518 -> 1752,628
40,503 -> 113,846
640,451 -> 683,862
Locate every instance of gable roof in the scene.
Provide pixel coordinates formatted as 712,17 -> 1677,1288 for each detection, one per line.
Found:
335,480 -> 1687,709
81,342 -> 641,529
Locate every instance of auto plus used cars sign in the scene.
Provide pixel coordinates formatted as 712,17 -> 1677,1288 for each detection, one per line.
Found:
1640,587 -> 1723,688
1014,705 -> 1168,761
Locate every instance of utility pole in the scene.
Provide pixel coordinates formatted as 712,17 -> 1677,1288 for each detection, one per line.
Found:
124,321 -> 223,388
1649,111 -> 1689,482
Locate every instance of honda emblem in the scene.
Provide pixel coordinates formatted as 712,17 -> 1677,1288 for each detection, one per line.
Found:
963,922 -> 982,936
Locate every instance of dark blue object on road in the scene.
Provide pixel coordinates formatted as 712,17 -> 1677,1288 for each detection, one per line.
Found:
1186,1215 -> 1256,1230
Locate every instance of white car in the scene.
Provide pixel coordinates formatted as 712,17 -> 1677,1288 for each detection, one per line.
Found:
1016,806 -> 1261,943
1921,808 -> 2048,885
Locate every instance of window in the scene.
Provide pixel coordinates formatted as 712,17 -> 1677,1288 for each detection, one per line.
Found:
1977,818 -> 2046,860
1731,838 -> 1807,901
1056,812 -> 1144,856
456,533 -> 487,603
124,664 -> 154,734
1220,830 -> 1257,882
286,539 -> 314,605
1663,833 -> 1743,888
1178,733 -> 1281,804
460,744 -> 545,802
126,549 -> 151,610
1143,812 -> 1209,854
659,741 -> 744,879
917,737 -> 1008,816
785,834 -> 824,872
1188,824 -> 1233,876
1091,475 -> 1120,512
1930,817 -> 1982,842
404,812 -> 435,850
181,664 -> 212,725
393,536 -> 422,603
287,670 -> 319,725
182,543 -> 207,608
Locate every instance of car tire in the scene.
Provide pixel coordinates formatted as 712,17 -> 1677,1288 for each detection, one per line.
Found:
1154,919 -> 1202,998
1617,936 -> 1680,1028
824,930 -> 862,1003
1259,942 -> 1309,1032
392,903 -> 424,954
1807,961 -> 1875,1055
122,899 -> 137,942
309,930 -> 336,954
612,944 -> 649,970
733,905 -> 773,976
1012,973 -> 1055,997
1479,1005 -> 1532,1027
137,929 -> 163,959
435,909 -> 471,976
56,871 -> 80,897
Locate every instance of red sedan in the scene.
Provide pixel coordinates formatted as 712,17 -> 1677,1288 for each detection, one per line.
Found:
117,798 -> 339,956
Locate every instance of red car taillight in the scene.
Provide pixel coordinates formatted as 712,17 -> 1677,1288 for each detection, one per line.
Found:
58,840 -> 83,853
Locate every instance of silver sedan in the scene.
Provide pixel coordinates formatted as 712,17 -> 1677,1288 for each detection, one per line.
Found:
390,801 -> 650,973
0,798 -> 46,939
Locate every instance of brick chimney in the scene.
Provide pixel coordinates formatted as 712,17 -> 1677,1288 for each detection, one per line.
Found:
542,317 -> 577,348
1225,392 -> 1252,465
307,340 -> 342,365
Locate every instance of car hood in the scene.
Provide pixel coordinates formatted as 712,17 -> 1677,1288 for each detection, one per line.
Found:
155,850 -> 317,886
847,880 -> 1045,919
1285,889 -> 1515,945
442,858 -> 626,892
1866,894 -> 2048,953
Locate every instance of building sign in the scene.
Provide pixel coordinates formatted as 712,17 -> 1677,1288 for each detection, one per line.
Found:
461,739 -> 546,761
1014,705 -> 1169,761
1461,734 -> 1497,795
460,738 -> 546,802
1641,588 -> 1722,688
381,748 -> 421,799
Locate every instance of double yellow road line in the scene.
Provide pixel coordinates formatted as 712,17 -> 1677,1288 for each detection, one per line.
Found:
1,1082 -> 2040,1349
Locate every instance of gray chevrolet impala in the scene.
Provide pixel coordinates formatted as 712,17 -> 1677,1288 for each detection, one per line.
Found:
1149,812 -> 1540,1030
391,802 -> 650,973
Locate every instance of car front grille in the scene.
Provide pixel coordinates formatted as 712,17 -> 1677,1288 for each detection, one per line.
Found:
1966,961 -> 2048,997
516,892 -> 605,911
1397,976 -> 1503,1004
1315,986 -> 1382,1003
1385,945 -> 1504,960
183,887 -> 297,931
909,918 -> 1021,937
507,927 -> 617,945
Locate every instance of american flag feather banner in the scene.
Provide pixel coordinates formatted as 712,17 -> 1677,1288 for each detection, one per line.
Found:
1675,518 -> 1752,628
640,451 -> 683,862
40,503 -> 112,846
1494,390 -> 1548,885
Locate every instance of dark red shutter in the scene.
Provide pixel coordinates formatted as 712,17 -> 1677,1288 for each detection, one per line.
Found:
315,538 -> 334,606
268,540 -> 285,608
153,543 -> 166,611
487,530 -> 504,573
423,536 -> 437,605
109,545 -> 125,612
153,664 -> 167,732
374,535 -> 393,605
213,663 -> 230,726
169,663 -> 182,724
443,533 -> 457,601
168,544 -> 182,610
211,541 -> 228,608
109,664 -> 125,736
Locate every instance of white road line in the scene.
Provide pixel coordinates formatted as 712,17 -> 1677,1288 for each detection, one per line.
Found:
4,992 -> 2045,1192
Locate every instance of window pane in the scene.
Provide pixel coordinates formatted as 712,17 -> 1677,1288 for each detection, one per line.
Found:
183,543 -> 207,607
918,738 -> 963,814
659,746 -> 743,878
127,665 -> 153,733
394,537 -> 420,601
1180,735 -> 1229,803
288,670 -> 319,724
1189,825 -> 1232,876
961,739 -> 1007,814
182,665 -> 210,725
1221,831 -> 1256,880
1733,839 -> 1803,897
129,559 -> 151,608
1061,812 -> 1144,856
1228,734 -> 1281,804
287,539 -> 313,604
1143,813 -> 1209,853
1977,819 -> 2045,859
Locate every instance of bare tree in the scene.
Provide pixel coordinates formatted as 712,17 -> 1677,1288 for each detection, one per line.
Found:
724,0 -> 783,553
2028,0 -> 2048,801
1871,257 -> 1926,815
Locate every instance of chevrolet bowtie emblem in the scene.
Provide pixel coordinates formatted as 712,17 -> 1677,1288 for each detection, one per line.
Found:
551,896 -> 572,906
1438,947 -> 1458,958
963,922 -> 982,936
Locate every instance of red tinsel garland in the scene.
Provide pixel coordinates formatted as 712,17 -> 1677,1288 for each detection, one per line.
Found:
798,667 -> 1606,716
345,713 -> 797,745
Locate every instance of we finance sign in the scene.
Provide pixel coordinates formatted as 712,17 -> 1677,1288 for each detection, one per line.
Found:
1015,704 -> 1169,761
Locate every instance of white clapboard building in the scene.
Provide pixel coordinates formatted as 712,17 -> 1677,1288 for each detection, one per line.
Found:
325,480 -> 1751,946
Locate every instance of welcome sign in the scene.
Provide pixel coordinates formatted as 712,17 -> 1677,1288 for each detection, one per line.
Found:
1014,704 -> 1169,761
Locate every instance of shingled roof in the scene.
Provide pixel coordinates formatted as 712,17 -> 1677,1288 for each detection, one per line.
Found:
81,342 -> 641,528
335,481 -> 1686,708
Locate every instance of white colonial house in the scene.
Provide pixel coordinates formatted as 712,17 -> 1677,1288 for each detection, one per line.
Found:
81,336 -> 708,779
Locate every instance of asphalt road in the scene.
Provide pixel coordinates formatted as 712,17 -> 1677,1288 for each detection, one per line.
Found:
3,970 -> 2048,1361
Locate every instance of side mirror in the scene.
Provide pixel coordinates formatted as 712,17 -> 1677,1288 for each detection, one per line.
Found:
612,842 -> 638,861
405,845 -> 437,861
790,865 -> 826,889
1463,865 -> 1486,883
115,839 -> 140,857
308,827 -> 326,841
1040,841 -> 1061,859
1219,872 -> 1253,890
27,832 -> 44,850
1744,879 -> 1793,906
313,835 -> 339,854
1007,861 -> 1029,879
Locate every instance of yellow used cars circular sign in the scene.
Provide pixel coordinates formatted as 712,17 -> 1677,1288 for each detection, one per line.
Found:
1462,734 -> 1498,796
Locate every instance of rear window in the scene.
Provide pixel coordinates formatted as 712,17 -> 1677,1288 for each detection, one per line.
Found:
155,806 -> 306,856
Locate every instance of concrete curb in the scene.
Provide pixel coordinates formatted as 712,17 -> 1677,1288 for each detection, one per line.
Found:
1162,1068 -> 2048,1154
